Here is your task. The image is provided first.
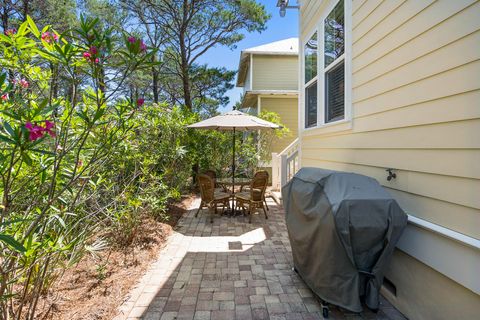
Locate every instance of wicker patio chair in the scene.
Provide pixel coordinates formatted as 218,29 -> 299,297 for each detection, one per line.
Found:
203,169 -> 227,192
241,170 -> 270,211
196,173 -> 231,223
235,174 -> 268,223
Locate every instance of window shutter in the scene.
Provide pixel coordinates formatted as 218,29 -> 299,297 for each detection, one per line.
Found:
325,61 -> 345,123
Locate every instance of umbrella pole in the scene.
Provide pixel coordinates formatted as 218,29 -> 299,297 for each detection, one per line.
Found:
231,127 -> 236,214
232,127 -> 235,194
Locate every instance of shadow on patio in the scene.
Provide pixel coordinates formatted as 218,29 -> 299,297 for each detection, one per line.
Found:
115,198 -> 405,320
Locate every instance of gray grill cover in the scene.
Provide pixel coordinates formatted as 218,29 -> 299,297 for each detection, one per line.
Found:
282,168 -> 407,312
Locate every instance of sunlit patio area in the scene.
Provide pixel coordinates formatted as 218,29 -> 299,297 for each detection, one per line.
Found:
115,197 -> 406,320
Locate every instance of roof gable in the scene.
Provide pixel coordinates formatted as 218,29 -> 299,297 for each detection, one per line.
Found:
237,38 -> 299,87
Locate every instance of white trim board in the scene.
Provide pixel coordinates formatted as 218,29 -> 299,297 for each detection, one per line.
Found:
398,215 -> 480,295
248,90 -> 298,96
407,214 -> 480,250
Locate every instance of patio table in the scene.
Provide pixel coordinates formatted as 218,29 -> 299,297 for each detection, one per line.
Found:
217,177 -> 251,192
216,177 -> 251,215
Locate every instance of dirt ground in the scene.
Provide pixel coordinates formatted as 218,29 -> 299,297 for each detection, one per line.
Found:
35,195 -> 196,320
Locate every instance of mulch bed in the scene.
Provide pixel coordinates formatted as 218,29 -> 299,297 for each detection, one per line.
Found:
35,194 -> 196,320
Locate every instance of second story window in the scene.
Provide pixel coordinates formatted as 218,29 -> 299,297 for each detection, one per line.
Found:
302,0 -> 350,130
304,32 -> 318,128
324,0 -> 345,123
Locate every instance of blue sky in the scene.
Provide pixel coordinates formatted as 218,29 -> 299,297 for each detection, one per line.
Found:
196,0 -> 299,112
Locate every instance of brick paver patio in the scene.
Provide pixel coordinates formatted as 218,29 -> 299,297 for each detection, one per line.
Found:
115,197 -> 406,320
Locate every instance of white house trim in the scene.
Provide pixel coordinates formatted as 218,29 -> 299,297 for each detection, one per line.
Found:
247,90 -> 298,96
399,214 -> 480,295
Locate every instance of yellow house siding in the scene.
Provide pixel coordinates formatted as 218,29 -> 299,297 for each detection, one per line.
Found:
300,158 -> 480,238
353,1 -> 476,69
260,97 -> 298,154
252,55 -> 298,91
299,0 -> 480,233
353,2 -> 480,87
384,250 -> 480,320
301,0 -> 330,36
299,0 -> 480,317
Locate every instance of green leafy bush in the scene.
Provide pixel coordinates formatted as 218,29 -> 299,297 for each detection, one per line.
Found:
0,16 -> 156,318
0,15 -> 289,319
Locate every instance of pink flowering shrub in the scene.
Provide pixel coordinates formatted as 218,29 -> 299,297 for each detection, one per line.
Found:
25,120 -> 55,141
126,35 -> 148,54
4,28 -> 16,36
41,31 -> 59,43
0,16 -> 156,319
18,78 -> 29,88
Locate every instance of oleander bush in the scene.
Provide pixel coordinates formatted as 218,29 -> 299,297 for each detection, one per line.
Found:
0,16 -> 162,318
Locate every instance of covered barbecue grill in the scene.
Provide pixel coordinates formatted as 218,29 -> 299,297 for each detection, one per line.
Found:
282,168 -> 407,315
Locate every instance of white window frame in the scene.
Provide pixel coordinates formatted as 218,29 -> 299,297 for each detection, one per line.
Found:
303,28 -> 319,128
301,0 -> 352,131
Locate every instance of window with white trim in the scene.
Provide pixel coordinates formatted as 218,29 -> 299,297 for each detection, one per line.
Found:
324,0 -> 345,123
304,32 -> 318,128
303,0 -> 349,129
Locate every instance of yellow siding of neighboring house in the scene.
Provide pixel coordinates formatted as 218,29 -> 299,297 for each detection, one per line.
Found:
260,97 -> 298,154
299,0 -> 480,319
252,55 -> 298,90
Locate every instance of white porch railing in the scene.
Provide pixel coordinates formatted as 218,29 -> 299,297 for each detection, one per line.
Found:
271,138 -> 299,191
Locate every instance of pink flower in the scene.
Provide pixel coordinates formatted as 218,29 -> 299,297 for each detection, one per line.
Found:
128,36 -> 136,43
25,122 -> 44,141
136,98 -> 145,107
41,32 -> 59,43
1,94 -> 8,101
25,120 -> 56,141
41,32 -> 51,42
5,29 -> 16,36
44,120 -> 56,137
140,41 -> 147,52
19,79 -> 29,89
84,47 -> 100,63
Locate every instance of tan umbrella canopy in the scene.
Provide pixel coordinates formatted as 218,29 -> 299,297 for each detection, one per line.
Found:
187,110 -> 281,131
187,110 -> 280,193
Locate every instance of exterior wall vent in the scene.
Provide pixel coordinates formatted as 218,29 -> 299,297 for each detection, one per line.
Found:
383,277 -> 397,297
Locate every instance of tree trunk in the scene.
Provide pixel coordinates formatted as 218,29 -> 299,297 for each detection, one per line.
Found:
23,0 -> 30,20
179,0 -> 193,111
50,63 -> 58,100
152,65 -> 159,103
1,1 -> 14,83
179,43 -> 192,110
181,68 -> 192,111
99,67 -> 106,95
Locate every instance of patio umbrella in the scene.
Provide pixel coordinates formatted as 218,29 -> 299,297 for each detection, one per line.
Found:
187,110 -> 280,192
